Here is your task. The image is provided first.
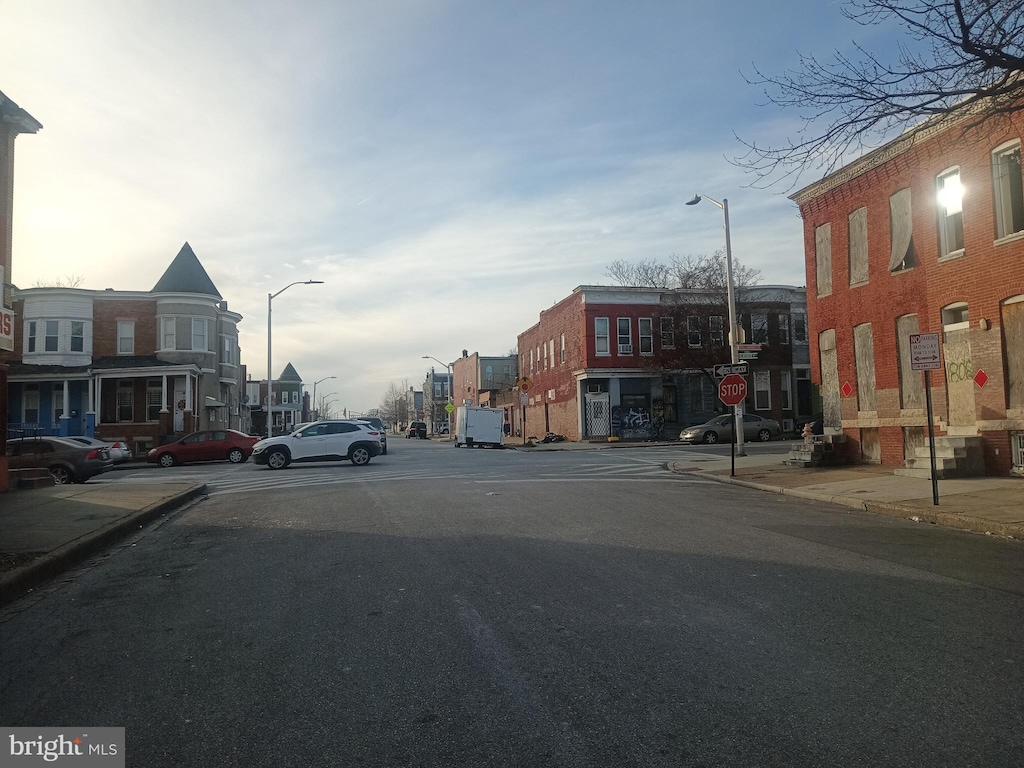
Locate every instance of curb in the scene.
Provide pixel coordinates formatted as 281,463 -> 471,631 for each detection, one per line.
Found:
682,469 -> 1023,540
0,484 -> 208,606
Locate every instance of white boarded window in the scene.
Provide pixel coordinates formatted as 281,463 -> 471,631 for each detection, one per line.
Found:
889,188 -> 915,272
815,223 -> 832,296
854,323 -> 877,412
896,314 -> 924,409
848,206 -> 869,285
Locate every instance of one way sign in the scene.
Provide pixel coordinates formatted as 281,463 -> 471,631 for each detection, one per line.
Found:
714,363 -> 749,377
910,333 -> 942,371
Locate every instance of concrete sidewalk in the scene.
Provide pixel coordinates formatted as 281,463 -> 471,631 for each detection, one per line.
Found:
0,481 -> 206,605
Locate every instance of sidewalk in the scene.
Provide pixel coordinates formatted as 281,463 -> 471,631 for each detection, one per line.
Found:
0,481 -> 206,605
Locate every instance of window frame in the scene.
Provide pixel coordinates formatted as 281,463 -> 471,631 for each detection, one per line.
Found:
616,317 -> 632,355
560,333 -> 565,363
27,320 -> 37,353
660,317 -> 675,349
778,314 -> 791,345
191,318 -> 208,352
116,380 -> 134,422
780,370 -> 792,411
146,378 -> 163,422
117,320 -> 135,355
754,370 -> 771,411
936,166 -> 965,258
70,321 -> 85,353
992,140 -> 1024,241
161,317 -> 176,350
595,317 -> 610,356
44,320 -> 59,352
709,316 -> 724,347
638,318 -> 654,355
751,313 -> 769,346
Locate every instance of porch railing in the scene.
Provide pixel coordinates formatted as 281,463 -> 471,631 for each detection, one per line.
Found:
7,423 -> 61,440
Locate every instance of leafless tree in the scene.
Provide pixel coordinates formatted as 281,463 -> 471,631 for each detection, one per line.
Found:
605,251 -> 761,292
736,0 -> 1024,187
378,380 -> 409,430
33,274 -> 85,288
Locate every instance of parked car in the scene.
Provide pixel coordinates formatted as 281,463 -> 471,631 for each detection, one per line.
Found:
678,413 -> 783,444
436,423 -> 450,435
147,429 -> 259,467
356,417 -> 388,455
406,421 -> 427,439
5,436 -> 113,484
251,419 -> 382,469
67,435 -> 131,463
793,413 -> 825,437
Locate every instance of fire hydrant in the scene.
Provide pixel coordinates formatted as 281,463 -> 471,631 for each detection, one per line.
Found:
802,421 -> 814,443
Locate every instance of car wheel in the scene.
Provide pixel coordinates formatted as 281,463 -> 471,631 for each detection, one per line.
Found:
267,448 -> 289,470
158,453 -> 176,468
702,431 -> 718,444
758,429 -> 773,442
49,466 -> 74,485
228,448 -> 245,463
350,446 -> 371,466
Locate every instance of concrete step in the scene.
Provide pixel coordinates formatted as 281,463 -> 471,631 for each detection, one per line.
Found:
913,445 -> 969,460
922,436 -> 983,450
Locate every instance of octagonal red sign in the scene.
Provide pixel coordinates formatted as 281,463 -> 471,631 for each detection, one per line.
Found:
718,374 -> 747,406
973,369 -> 989,388
840,381 -> 853,397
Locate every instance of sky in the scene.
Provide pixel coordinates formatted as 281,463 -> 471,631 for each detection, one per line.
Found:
2,0 -> 899,413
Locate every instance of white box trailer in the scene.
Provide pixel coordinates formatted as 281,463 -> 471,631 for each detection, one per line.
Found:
455,406 -> 505,448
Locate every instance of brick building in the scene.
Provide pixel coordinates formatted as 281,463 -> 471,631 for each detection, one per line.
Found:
450,350 -> 517,417
1,243 -> 245,457
790,108 -> 1024,475
515,285 -> 809,441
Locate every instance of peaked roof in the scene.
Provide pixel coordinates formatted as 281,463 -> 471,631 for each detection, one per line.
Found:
151,242 -> 221,298
278,363 -> 302,382
0,90 -> 43,134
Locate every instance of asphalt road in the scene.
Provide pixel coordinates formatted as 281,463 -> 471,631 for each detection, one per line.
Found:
2,439 -> 1022,767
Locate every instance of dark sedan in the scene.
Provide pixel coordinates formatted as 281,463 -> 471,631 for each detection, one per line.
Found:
5,436 -> 113,484
147,429 -> 259,467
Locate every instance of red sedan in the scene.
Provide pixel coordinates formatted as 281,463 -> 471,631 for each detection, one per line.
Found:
148,429 -> 259,467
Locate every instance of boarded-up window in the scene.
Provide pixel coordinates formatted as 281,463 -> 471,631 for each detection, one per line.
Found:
815,223 -> 832,296
896,314 -> 924,409
848,206 -> 869,285
889,188 -> 916,272
819,329 -> 841,430
854,323 -> 877,412
1002,297 -> 1024,410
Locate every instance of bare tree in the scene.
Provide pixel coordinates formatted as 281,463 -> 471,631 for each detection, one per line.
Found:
605,252 -> 761,292
605,258 -> 671,288
33,274 -> 85,288
378,380 -> 409,430
736,0 -> 1024,187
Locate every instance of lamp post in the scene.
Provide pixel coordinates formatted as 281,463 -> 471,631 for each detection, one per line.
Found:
312,376 -> 336,420
422,355 -> 453,438
686,193 -> 745,456
268,280 -> 323,437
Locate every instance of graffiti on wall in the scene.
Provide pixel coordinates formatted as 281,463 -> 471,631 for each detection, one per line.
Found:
612,406 -> 654,439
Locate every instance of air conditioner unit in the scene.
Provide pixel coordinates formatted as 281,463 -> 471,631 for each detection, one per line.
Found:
618,344 -> 633,354
783,418 -> 794,433
548,389 -> 556,400
587,384 -> 602,394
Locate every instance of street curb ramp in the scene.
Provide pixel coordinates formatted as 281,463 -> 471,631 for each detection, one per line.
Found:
0,484 -> 208,607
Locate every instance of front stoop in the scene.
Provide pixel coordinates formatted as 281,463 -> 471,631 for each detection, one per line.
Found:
895,436 -> 985,479
785,434 -> 849,467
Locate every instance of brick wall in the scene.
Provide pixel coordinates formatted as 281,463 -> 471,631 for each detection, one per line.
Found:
798,110 -> 1024,473
518,293 -> 584,438
92,299 -> 158,357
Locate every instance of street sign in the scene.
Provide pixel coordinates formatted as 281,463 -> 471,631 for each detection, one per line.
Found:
444,402 -> 455,414
516,377 -> 532,393
520,395 -> 529,406
718,373 -> 747,406
910,333 -> 942,371
0,307 -> 13,352
736,344 -> 762,351
714,363 -> 748,378
738,352 -> 758,361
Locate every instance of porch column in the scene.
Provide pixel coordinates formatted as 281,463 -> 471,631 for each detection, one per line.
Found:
160,375 -> 169,413
95,377 -> 102,426
58,380 -> 71,436
86,377 -> 96,437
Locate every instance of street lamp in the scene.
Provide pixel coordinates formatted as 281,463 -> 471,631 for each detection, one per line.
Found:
422,355 -> 453,437
312,375 -> 337,420
268,280 -> 323,437
686,193 -> 745,456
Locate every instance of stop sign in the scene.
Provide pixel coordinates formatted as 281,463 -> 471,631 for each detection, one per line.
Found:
718,373 -> 747,406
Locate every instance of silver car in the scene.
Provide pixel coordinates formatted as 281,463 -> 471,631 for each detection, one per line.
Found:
67,435 -> 131,463
679,414 -> 782,444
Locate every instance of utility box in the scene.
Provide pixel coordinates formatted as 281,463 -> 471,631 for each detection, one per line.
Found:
455,406 -> 505,448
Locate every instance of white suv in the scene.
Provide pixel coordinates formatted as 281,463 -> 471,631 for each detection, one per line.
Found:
252,420 -> 383,469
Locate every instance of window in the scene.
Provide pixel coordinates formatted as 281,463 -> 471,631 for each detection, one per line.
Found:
192,318 -> 208,351
560,333 -> 565,363
530,348 -> 534,374
793,312 -> 807,343
70,321 -> 84,352
815,223 -> 832,296
779,314 -> 791,345
147,378 -> 163,421
45,320 -> 59,352
434,382 -> 442,398
617,318 -> 632,354
52,384 -> 63,423
751,313 -> 769,345
222,336 -> 236,365
687,316 -> 701,347
162,318 -> 176,350
848,206 -> 869,285
639,318 -> 653,354
595,317 -> 610,356
936,167 -> 965,256
780,370 -> 792,411
709,316 -> 724,346
543,344 -> 548,370
23,384 -> 39,423
660,317 -> 675,349
754,371 -> 770,410
942,302 -> 969,330
889,188 -> 916,271
896,314 -> 924,409
549,339 -> 555,368
854,323 -> 877,412
117,321 -> 134,355
993,142 -> 1024,239
486,364 -> 494,383
27,320 -> 36,353
117,380 -> 134,422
